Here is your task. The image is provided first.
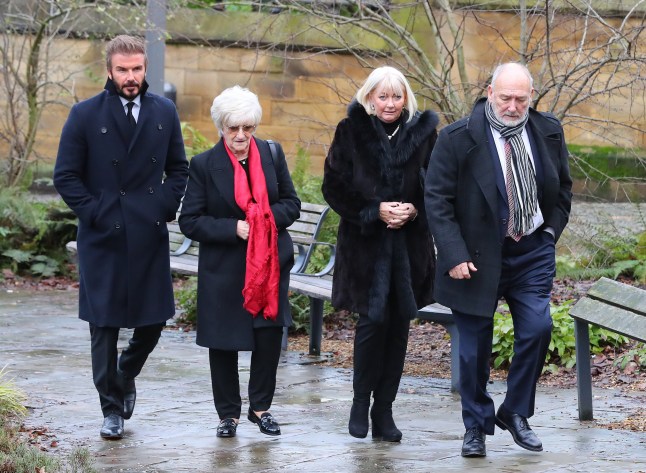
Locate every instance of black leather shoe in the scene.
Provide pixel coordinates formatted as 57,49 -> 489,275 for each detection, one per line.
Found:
370,404 -> 402,442
100,413 -> 124,440
495,405 -> 543,452
118,368 -> 136,420
248,408 -> 281,436
461,426 -> 486,457
216,418 -> 238,438
348,398 -> 370,438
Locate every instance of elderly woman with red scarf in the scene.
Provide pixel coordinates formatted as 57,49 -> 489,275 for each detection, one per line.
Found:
179,86 -> 300,439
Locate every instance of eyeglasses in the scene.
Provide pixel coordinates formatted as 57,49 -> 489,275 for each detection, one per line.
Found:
226,124 -> 256,134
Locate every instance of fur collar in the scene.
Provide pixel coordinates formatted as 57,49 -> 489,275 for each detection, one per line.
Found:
346,100 -> 439,169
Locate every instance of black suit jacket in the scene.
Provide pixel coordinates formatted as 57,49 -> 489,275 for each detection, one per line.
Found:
424,98 -> 572,317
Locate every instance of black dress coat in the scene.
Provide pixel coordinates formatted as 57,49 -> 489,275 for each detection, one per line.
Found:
54,80 -> 188,328
424,98 -> 572,317
322,101 -> 439,320
178,138 -> 301,351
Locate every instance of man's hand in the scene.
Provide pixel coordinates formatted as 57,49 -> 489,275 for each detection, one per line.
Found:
448,262 -> 477,279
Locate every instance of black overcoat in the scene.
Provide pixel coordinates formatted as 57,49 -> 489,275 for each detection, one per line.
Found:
54,80 -> 188,328
322,101 -> 439,319
178,138 -> 301,350
424,98 -> 572,317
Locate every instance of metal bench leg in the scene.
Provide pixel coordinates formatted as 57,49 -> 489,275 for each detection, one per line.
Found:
443,322 -> 460,393
281,326 -> 288,351
309,297 -> 324,356
574,319 -> 593,421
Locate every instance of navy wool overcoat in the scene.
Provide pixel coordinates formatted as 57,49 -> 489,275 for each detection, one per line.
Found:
54,80 -> 189,328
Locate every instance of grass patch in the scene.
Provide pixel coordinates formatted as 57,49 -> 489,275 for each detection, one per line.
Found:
0,367 -> 97,473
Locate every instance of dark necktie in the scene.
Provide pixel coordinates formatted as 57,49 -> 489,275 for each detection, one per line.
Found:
126,102 -> 136,128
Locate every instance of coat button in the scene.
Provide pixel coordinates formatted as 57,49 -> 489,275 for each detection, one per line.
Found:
101,127 -> 107,134
148,187 -> 154,194
502,218 -> 508,225
151,157 -> 157,163
114,222 -> 121,229
157,124 -> 163,130
112,159 -> 119,166
120,190 -> 126,196
156,221 -> 160,226
474,250 -> 481,257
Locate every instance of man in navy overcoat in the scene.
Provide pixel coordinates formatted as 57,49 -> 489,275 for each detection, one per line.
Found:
54,35 -> 188,439
425,62 -> 572,457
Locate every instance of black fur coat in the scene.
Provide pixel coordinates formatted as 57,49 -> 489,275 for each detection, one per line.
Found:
322,101 -> 439,321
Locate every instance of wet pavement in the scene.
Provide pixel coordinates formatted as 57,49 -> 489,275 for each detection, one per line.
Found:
1,288 -> 645,472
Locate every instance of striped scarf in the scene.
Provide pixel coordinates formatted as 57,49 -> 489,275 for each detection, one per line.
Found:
485,100 -> 538,236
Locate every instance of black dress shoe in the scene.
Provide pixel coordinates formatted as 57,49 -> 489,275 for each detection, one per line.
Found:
100,413 -> 124,440
370,404 -> 402,442
495,404 -> 543,452
118,368 -> 136,420
348,398 -> 370,438
461,426 -> 486,457
216,418 -> 238,438
248,408 -> 281,436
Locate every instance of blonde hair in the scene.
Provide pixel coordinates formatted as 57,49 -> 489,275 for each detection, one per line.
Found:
355,66 -> 418,122
210,86 -> 262,135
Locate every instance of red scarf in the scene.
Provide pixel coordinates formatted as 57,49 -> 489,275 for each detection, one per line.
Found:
224,138 -> 280,320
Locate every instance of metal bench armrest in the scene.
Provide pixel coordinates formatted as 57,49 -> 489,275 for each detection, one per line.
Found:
170,236 -> 193,256
291,243 -> 308,274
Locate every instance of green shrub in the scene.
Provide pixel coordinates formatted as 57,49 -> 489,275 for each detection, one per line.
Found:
0,189 -> 77,277
492,300 -> 635,373
557,226 -> 646,283
181,122 -> 215,158
175,277 -> 198,325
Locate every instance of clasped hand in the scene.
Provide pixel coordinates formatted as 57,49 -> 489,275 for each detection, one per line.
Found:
379,202 -> 417,230
237,220 -> 250,240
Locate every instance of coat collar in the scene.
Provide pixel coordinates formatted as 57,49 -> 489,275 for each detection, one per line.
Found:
346,100 -> 439,168
207,138 -> 274,218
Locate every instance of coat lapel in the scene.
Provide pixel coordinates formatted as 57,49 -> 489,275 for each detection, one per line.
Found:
466,104 -> 499,218
209,141 -> 246,219
108,94 -> 133,146
129,96 -> 151,153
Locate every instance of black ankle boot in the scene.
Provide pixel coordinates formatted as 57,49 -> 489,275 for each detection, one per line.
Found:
371,401 -> 402,442
348,397 -> 370,438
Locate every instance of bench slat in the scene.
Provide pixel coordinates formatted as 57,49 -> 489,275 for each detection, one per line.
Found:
586,277 -> 646,316
569,297 -> 646,343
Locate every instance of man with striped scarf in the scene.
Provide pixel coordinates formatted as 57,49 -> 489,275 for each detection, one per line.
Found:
425,62 -> 572,458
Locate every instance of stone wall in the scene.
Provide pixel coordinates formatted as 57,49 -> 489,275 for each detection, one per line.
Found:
5,5 -> 644,174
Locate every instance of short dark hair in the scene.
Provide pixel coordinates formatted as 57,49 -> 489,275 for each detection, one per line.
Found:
106,35 -> 147,69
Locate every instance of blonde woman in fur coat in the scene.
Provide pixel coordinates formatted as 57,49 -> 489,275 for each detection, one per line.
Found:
322,66 -> 438,442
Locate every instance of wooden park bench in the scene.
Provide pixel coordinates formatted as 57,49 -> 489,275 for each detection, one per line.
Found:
569,277 -> 646,420
289,272 -> 459,391
166,202 -> 334,276
67,202 -> 460,391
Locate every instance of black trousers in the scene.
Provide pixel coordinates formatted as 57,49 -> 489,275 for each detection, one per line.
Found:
453,231 -> 555,435
208,327 -> 283,420
353,295 -> 410,404
89,323 -> 164,417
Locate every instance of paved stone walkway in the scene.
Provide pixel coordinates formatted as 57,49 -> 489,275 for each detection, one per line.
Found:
2,288 -> 646,472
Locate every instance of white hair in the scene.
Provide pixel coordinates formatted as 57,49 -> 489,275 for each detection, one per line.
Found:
490,62 -> 534,90
210,85 -> 262,135
355,66 -> 418,122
